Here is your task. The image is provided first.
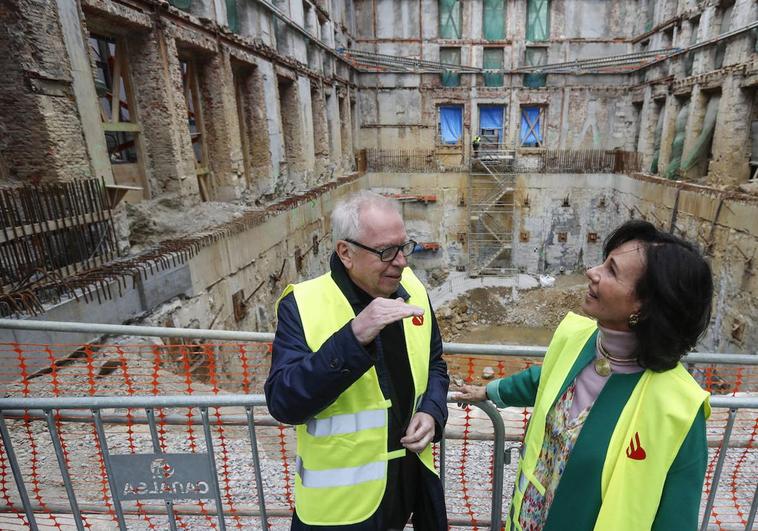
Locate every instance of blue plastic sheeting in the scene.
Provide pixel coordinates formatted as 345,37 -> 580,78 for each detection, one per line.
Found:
440,105 -> 463,144
479,106 -> 504,142
520,106 -> 542,147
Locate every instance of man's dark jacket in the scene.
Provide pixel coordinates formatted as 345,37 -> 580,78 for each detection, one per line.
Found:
265,254 -> 449,530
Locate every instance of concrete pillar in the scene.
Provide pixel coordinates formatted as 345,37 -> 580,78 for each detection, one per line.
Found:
657,95 -> 679,174
637,89 -> 657,169
680,85 -> 707,180
298,76 -> 316,187
709,75 -> 752,185
129,25 -> 199,203
339,88 -> 354,170
326,87 -> 342,164
310,84 -> 331,182
258,61 -> 285,195
199,50 -> 245,201
0,0 -> 91,182
235,64 -> 274,195
55,0 -> 113,184
276,74 -> 307,189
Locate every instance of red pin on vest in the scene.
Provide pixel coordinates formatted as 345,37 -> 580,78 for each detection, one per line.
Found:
412,315 -> 424,326
626,432 -> 646,460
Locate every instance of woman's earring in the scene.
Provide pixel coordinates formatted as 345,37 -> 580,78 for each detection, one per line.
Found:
628,312 -> 640,328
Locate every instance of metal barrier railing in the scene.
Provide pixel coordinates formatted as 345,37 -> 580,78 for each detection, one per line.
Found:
0,394 -> 506,530
0,318 -> 756,530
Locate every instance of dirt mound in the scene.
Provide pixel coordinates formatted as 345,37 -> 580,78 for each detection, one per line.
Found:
437,275 -> 588,341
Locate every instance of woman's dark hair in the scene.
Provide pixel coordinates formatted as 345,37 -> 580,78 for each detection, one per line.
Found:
604,220 -> 713,372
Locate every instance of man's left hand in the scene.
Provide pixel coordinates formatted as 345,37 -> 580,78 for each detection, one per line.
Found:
400,412 -> 435,453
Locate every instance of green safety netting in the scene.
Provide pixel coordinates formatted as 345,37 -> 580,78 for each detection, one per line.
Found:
226,0 -> 239,33
439,0 -> 462,39
523,47 -> 547,88
483,48 -> 503,87
526,0 -> 549,41
650,108 -> 664,174
440,47 -> 461,87
170,0 -> 191,10
664,100 -> 690,179
483,0 -> 505,40
680,95 -> 721,174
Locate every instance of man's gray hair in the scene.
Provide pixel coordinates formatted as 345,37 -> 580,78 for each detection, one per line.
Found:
331,191 -> 401,248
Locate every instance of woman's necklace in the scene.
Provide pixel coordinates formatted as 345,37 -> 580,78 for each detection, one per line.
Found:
594,336 -> 638,377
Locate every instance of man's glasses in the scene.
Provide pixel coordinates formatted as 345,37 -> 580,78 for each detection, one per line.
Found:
345,239 -> 417,262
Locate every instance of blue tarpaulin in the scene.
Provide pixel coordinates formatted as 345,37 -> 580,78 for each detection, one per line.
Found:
479,105 -> 504,143
520,106 -> 542,146
440,106 -> 463,144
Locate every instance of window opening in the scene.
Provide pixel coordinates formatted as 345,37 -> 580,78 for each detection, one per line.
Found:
169,0 -> 192,10
233,68 -> 252,186
524,46 -> 547,88
180,59 -> 211,200
483,0 -> 505,40
440,47 -> 461,87
714,1 -> 734,69
650,100 -> 665,174
520,106 -> 544,147
478,105 -> 505,147
226,0 -> 240,32
632,102 -> 643,152
526,0 -> 549,42
439,105 -> 463,145
643,0 -> 653,33
483,48 -> 504,87
274,0 -> 290,54
439,0 -> 462,39
88,33 -> 145,200
684,17 -> 699,76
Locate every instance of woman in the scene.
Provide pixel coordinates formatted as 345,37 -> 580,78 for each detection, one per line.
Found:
454,220 -> 713,531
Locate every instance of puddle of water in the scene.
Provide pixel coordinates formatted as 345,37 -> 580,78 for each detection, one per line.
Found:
455,324 -> 553,346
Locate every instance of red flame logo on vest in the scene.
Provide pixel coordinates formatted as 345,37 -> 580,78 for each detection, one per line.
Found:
412,315 -> 424,326
626,432 -> 646,460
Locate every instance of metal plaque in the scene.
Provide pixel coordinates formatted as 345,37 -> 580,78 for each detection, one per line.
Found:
110,453 -> 214,501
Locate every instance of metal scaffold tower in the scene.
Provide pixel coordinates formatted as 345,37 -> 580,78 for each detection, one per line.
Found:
467,150 -> 517,276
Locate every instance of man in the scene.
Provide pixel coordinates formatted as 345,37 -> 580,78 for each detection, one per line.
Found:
472,134 -> 481,158
265,191 -> 449,530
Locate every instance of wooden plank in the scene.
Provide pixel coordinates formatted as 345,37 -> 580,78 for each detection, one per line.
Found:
102,122 -> 141,133
111,43 -> 122,124
0,211 -> 111,245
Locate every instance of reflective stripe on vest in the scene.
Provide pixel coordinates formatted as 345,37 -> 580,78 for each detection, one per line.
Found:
306,408 -> 386,437
296,456 -> 385,488
281,267 -> 436,526
505,312 -> 709,531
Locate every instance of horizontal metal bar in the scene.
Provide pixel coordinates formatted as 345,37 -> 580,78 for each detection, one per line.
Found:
0,393 -> 754,413
0,318 -> 274,343
2,409 -> 753,447
0,503 -> 488,527
0,394 -> 267,410
709,396 -> 758,409
0,320 -> 754,364
0,502 -> 291,519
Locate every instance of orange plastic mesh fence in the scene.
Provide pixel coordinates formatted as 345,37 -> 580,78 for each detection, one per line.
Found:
0,341 -> 754,530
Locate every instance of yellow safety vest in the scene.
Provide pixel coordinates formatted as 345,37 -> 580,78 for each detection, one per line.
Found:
507,312 -> 710,531
277,268 -> 437,526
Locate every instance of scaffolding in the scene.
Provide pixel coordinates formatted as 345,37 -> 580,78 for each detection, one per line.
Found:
467,150 -> 517,276
338,47 -> 679,75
